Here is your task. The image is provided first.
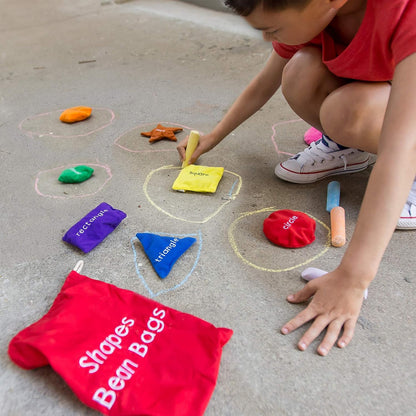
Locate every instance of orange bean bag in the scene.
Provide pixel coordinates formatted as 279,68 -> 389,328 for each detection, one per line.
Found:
60,106 -> 92,123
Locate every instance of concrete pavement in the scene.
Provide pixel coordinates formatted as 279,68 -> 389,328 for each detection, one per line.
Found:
1,1 -> 415,415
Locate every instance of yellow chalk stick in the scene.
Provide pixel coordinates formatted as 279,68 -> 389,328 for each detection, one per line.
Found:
182,130 -> 200,168
330,206 -> 346,247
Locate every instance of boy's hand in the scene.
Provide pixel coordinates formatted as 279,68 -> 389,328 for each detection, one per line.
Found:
281,269 -> 365,356
176,133 -> 219,165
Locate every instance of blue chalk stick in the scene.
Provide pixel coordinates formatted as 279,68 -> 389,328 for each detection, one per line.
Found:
326,181 -> 340,212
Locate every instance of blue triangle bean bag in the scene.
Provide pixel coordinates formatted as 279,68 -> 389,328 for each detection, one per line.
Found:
136,233 -> 197,279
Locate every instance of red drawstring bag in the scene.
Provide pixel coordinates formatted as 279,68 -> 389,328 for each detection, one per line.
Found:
8,267 -> 232,416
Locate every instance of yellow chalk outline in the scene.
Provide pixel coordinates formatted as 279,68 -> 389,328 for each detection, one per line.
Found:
228,207 -> 331,272
143,165 -> 242,224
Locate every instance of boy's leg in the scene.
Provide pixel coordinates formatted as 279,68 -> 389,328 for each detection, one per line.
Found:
280,46 -> 348,134
281,46 -> 390,154
320,81 -> 390,154
276,47 -> 371,183
277,46 -> 416,228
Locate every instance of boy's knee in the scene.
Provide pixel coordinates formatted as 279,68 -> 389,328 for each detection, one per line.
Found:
320,83 -> 386,142
281,47 -> 326,100
320,100 -> 360,141
322,95 -> 374,149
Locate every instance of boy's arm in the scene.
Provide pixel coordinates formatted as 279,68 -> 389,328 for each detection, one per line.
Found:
177,51 -> 288,163
281,52 -> 416,355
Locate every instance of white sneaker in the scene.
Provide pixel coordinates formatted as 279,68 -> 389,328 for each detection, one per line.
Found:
397,179 -> 416,230
275,136 -> 370,184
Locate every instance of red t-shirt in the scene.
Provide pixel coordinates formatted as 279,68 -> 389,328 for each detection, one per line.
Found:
273,0 -> 416,81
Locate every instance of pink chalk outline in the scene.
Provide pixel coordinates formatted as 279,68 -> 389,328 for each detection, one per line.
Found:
35,162 -> 112,199
114,121 -> 199,153
270,119 -> 302,157
19,107 -> 115,138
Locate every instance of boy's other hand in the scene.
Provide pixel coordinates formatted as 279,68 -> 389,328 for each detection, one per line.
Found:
281,269 -> 365,356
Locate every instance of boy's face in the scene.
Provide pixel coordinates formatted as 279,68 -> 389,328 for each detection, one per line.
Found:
245,0 -> 338,45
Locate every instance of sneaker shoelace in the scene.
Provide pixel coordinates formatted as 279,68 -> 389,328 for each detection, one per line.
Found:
402,201 -> 416,217
408,179 -> 416,205
292,139 -> 353,168
400,178 -> 416,217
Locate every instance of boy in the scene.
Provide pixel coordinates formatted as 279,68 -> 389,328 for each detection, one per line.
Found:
177,0 -> 416,356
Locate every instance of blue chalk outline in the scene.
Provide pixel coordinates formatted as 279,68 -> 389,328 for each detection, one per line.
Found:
226,179 -> 239,199
131,230 -> 203,298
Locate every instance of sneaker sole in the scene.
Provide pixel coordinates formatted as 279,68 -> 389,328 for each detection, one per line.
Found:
275,158 -> 370,184
396,218 -> 416,230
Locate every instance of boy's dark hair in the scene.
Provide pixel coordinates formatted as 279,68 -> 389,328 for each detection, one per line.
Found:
223,0 -> 312,16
